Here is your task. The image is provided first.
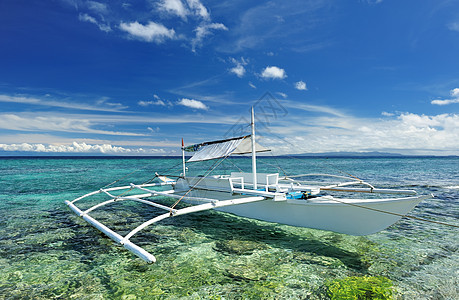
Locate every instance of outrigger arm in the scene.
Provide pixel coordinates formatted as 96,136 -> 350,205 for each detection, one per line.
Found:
65,182 -> 265,263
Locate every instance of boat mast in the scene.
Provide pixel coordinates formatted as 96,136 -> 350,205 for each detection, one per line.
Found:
251,107 -> 257,189
181,138 -> 186,178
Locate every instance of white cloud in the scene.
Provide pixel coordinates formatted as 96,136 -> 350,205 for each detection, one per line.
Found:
119,21 -> 176,43
230,65 -> 245,77
157,0 -> 209,20
295,80 -> 307,90
192,22 -> 227,52
86,1 -> 108,14
431,99 -> 459,105
431,88 -> 459,105
78,13 -> 111,32
0,94 -> 127,111
260,66 -> 287,79
177,98 -> 208,110
229,57 -> 248,77
186,0 -> 209,20
95,97 -> 126,109
74,0 -> 223,52
0,133 -> 179,148
158,0 -> 189,19
138,95 -> 173,107
147,126 -> 160,133
283,101 -> 348,118
381,111 -> 395,117
265,112 -> 459,155
276,92 -> 287,98
362,0 -> 383,4
138,100 -> 166,106
0,141 -> 165,154
3,112 -> 457,155
0,114 -> 144,136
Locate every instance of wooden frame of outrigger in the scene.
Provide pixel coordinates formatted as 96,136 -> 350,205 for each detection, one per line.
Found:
65,180 -> 266,263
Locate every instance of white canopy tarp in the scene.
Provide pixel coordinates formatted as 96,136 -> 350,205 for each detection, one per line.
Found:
186,136 -> 270,162
232,138 -> 270,155
187,138 -> 243,162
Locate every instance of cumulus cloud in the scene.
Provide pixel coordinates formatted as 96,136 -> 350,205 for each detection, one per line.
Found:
230,65 -> 245,77
295,80 -> 307,91
192,22 -> 227,52
158,0 -> 209,20
431,88 -> 459,105
431,99 -> 459,106
73,0 -> 224,52
78,13 -> 111,32
155,0 -> 224,51
260,66 -> 287,79
0,141 -> 165,154
119,21 -> 176,43
177,98 -> 208,110
266,111 -> 459,155
229,57 -> 248,77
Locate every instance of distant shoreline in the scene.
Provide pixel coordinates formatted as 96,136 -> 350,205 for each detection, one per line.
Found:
0,154 -> 457,159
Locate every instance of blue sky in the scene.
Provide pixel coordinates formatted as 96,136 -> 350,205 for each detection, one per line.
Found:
1,0 -> 459,155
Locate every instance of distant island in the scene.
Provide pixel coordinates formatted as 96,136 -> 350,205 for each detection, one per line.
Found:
283,151 -> 407,157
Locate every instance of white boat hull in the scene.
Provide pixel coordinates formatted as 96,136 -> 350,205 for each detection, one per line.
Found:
218,197 -> 426,235
183,187 -> 427,235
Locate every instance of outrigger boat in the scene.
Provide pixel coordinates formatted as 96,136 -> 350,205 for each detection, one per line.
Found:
66,108 -> 432,263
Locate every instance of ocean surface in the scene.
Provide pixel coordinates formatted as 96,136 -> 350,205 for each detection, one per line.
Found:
0,156 -> 457,299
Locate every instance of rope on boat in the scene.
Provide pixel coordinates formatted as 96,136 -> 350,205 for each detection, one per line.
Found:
257,152 -> 288,177
269,152 -> 288,177
102,169 -> 144,189
225,157 -> 245,173
326,197 -> 459,229
101,160 -> 183,190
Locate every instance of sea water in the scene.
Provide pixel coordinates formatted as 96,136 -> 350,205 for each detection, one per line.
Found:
0,156 -> 457,299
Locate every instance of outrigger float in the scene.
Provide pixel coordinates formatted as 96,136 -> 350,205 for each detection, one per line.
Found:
66,108 -> 432,263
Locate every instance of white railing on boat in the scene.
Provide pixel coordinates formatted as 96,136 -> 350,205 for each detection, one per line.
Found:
281,174 -> 417,195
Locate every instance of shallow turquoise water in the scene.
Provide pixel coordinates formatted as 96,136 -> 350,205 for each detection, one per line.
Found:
0,157 -> 457,299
